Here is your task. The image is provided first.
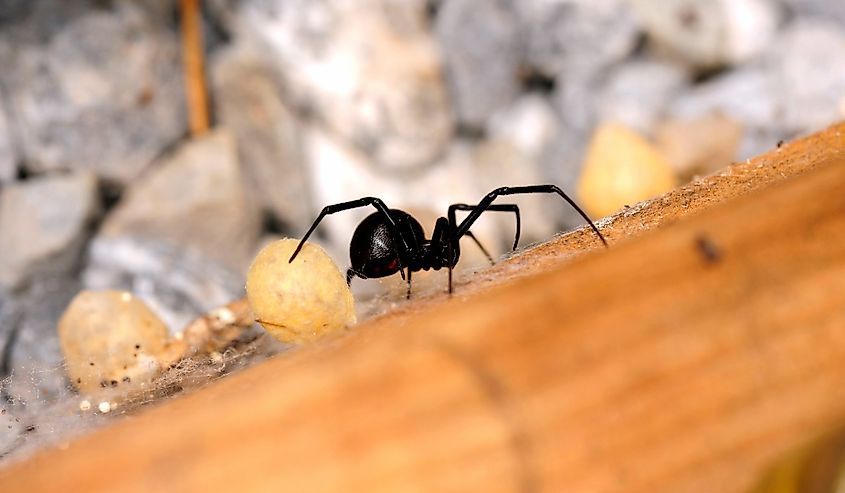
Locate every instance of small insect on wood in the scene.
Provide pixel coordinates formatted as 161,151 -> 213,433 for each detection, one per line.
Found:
289,185 -> 608,298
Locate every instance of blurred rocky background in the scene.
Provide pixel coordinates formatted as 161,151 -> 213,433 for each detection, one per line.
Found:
1,0 -> 845,458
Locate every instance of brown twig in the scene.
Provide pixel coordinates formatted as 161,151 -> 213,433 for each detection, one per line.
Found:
180,0 -> 210,136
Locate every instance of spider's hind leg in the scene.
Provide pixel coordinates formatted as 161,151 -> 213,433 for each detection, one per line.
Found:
463,231 -> 495,266
454,185 -> 607,247
449,203 -> 522,254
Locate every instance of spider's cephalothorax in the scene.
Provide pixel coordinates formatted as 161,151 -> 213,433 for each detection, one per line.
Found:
289,185 -> 608,298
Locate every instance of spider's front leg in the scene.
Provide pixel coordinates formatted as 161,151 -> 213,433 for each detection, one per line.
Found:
346,268 -> 365,286
289,197 -> 409,281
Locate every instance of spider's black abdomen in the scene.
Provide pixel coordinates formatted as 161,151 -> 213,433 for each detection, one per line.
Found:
350,209 -> 424,278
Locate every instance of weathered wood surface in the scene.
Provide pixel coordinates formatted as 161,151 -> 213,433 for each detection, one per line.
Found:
1,124 -> 844,492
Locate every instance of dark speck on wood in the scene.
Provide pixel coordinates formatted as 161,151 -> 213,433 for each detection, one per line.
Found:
695,234 -> 722,264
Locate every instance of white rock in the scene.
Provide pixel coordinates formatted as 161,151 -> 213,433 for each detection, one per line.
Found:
668,68 -> 781,158
0,3 -> 185,184
84,237 -> 245,335
487,94 -> 560,161
778,0 -> 845,25
211,44 -> 314,231
436,0 -> 522,128
0,1 -> 29,23
0,93 -> 16,184
232,0 -> 453,170
597,59 -> 691,135
0,295 -> 17,372
100,130 -> 262,272
553,73 -> 600,135
668,20 -> 845,158
670,69 -> 778,128
436,0 -> 637,131
632,0 -> 781,69
0,172 -> 99,289
515,0 -> 640,77
557,58 -> 689,140
87,131 -> 253,336
765,21 -> 845,133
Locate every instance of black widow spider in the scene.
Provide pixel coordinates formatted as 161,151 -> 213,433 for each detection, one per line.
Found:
289,185 -> 608,298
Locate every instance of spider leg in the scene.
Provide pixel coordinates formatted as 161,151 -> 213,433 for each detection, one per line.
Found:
346,267 -> 367,286
289,197 -> 410,279
447,239 -> 453,295
449,203 -> 521,252
406,268 -> 412,300
453,186 -> 607,247
463,231 -> 494,266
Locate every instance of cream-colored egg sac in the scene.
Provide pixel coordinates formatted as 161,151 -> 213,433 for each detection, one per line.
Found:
246,239 -> 356,344
59,290 -> 173,394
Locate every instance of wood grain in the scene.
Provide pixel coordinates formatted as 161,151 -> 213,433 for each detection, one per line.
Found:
1,124 -> 845,492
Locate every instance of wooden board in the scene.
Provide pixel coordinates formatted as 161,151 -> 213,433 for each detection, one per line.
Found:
1,123 -> 845,492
